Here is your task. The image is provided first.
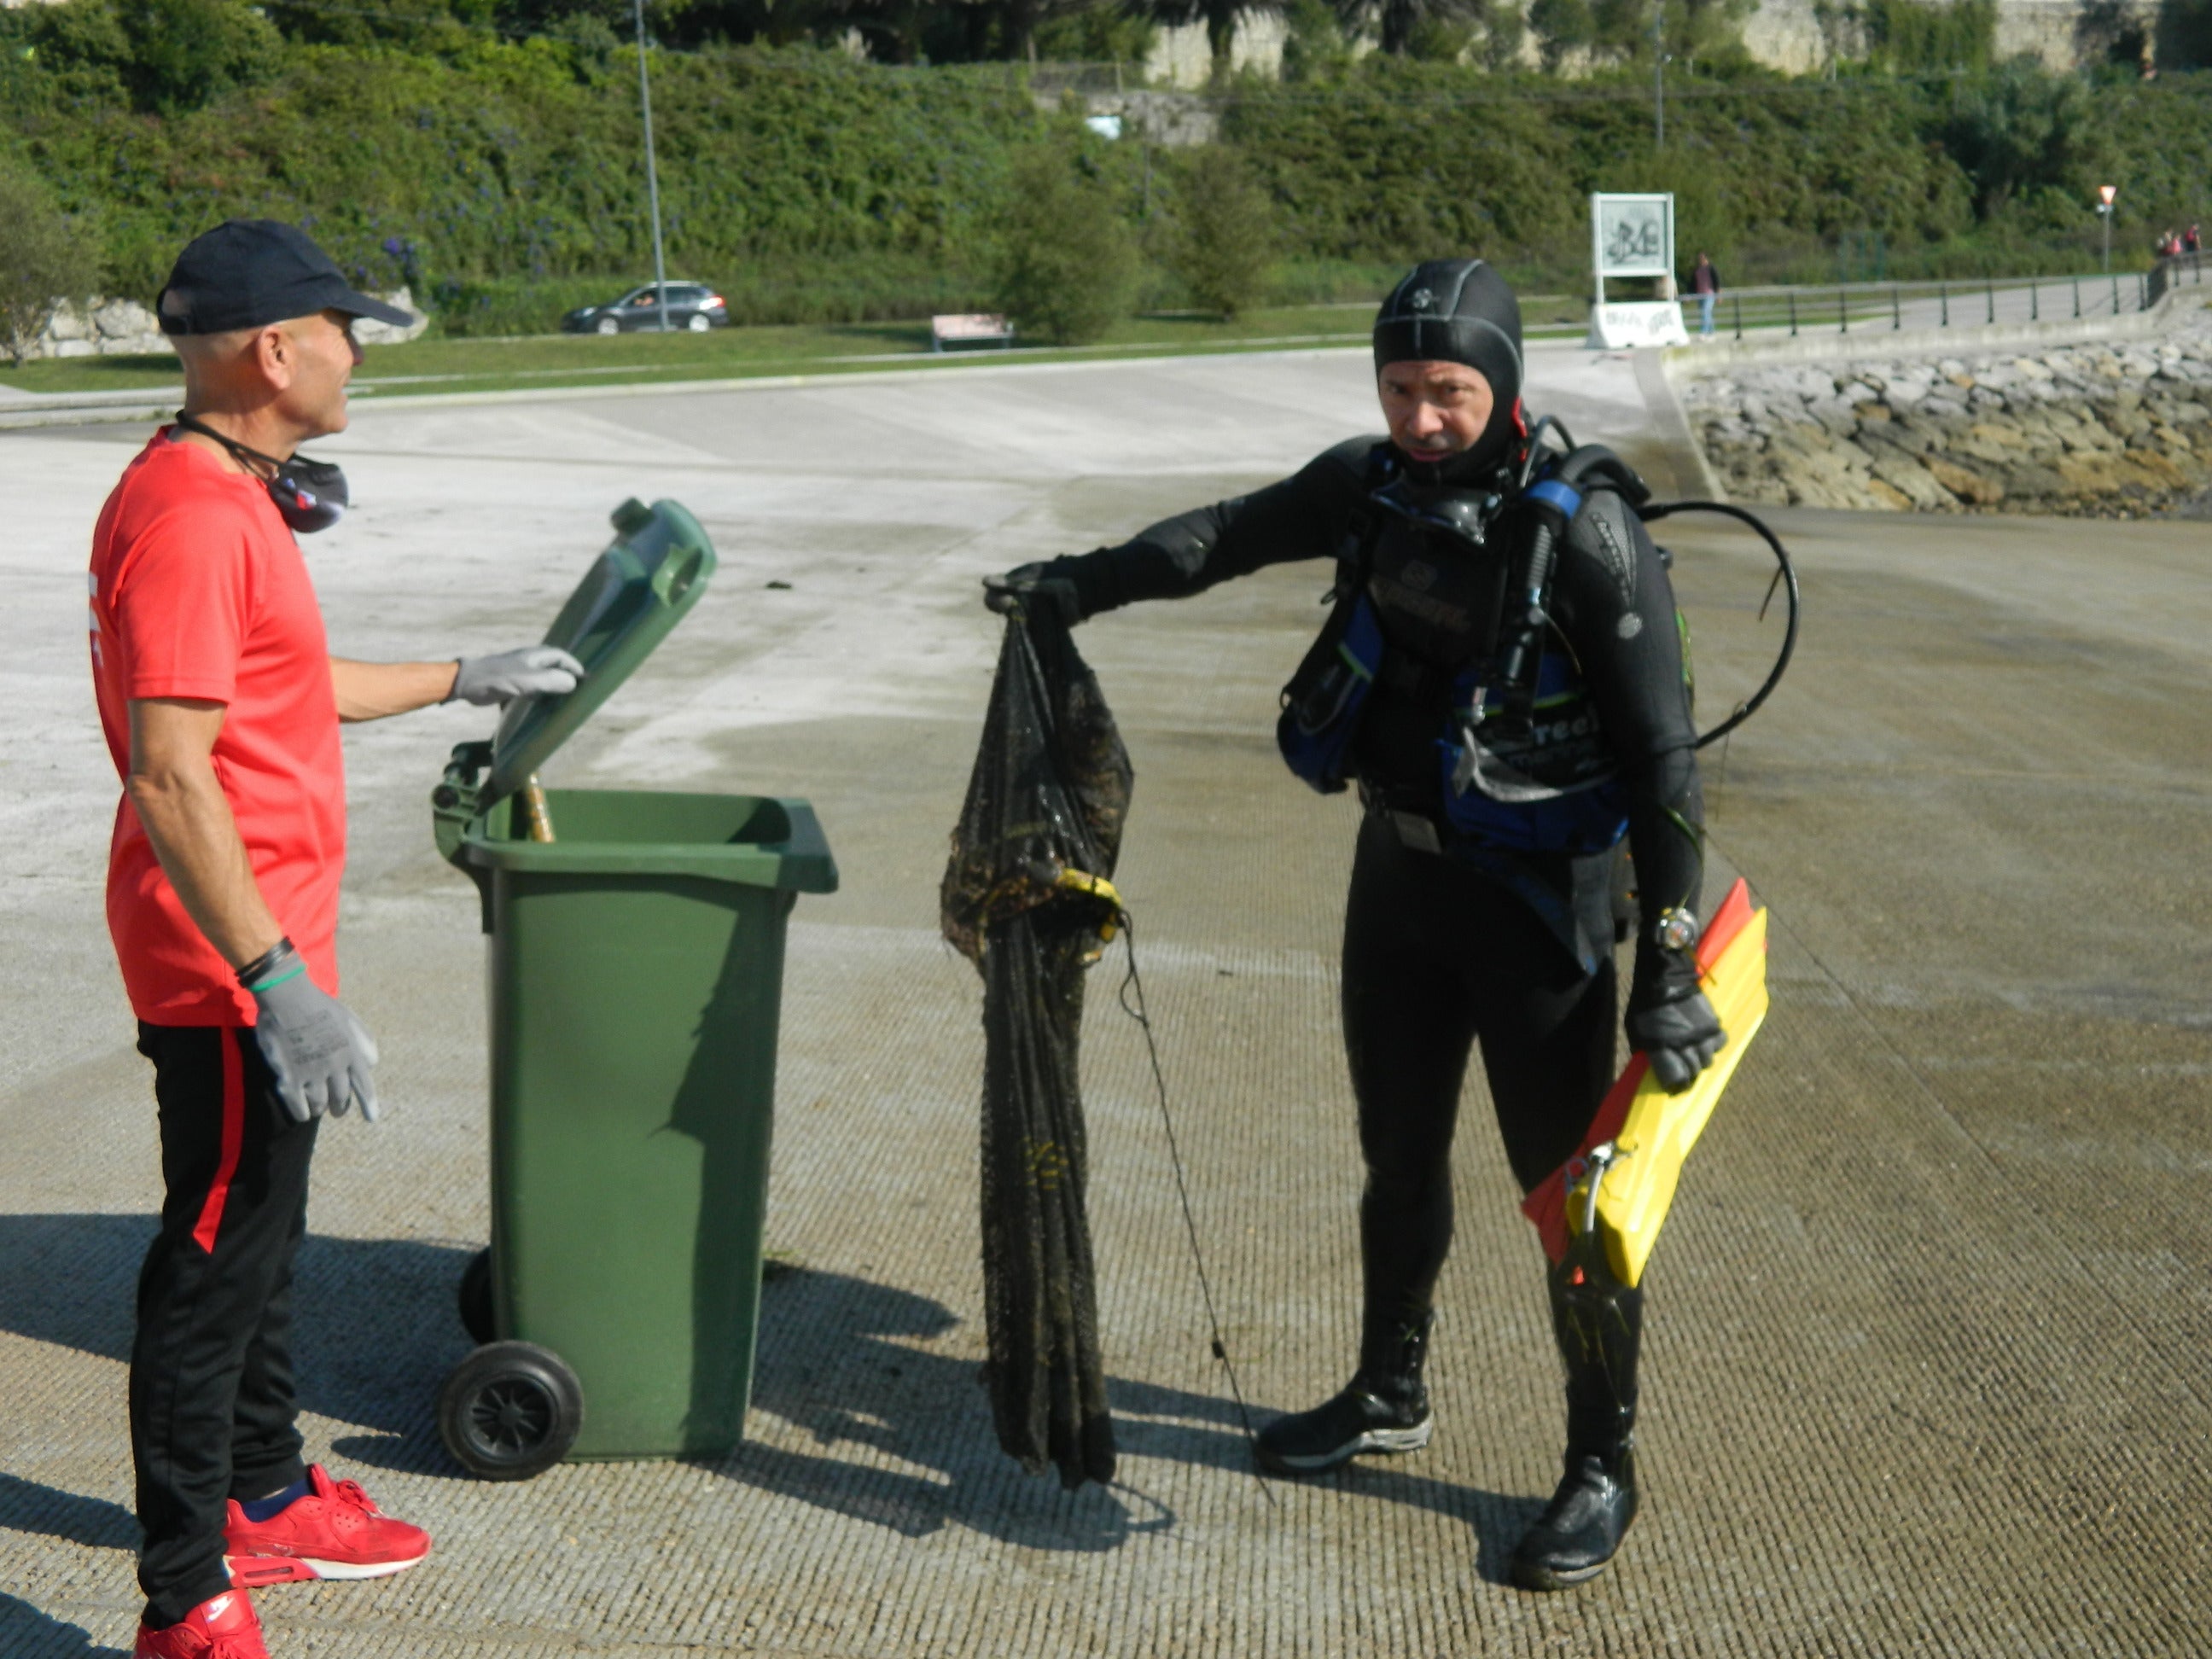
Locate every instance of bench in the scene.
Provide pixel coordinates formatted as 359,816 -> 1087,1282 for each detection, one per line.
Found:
931,313 -> 1015,352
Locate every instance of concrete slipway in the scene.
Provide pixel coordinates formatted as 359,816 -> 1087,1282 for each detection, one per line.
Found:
0,342 -> 2206,1656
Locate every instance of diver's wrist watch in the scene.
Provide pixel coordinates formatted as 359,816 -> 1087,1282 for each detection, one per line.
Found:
1651,907 -> 1700,954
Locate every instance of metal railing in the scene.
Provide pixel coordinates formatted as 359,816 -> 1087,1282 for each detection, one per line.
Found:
1678,258 -> 2203,343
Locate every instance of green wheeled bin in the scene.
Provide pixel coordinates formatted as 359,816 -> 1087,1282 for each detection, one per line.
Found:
428,498 -> 838,1480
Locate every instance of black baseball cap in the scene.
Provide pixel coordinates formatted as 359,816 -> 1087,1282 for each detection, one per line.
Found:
157,219 -> 416,337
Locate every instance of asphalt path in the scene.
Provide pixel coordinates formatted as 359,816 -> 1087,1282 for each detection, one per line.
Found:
1,343 -> 2206,1656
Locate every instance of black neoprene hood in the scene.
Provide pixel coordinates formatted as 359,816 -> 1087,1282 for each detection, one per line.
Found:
1372,259 -> 1527,479
1373,259 -> 1524,404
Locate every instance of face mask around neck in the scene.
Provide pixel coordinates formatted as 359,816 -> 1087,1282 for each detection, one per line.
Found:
172,411 -> 350,533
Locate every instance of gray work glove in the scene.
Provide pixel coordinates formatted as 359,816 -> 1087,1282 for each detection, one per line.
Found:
982,562 -> 1083,626
1624,989 -> 1726,1094
248,947 -> 381,1123
448,645 -> 585,707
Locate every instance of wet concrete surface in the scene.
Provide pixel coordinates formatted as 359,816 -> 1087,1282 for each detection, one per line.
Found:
1,345 -> 2206,1655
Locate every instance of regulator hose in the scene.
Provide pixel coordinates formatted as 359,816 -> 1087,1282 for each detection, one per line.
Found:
1636,499 -> 1802,749
1495,444 -> 1656,719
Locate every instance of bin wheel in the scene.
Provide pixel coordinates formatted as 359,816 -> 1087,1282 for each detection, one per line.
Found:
457,1249 -> 494,1345
439,1342 -> 583,1481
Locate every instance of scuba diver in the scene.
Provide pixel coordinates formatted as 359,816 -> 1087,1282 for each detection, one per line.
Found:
983,259 -> 1726,1591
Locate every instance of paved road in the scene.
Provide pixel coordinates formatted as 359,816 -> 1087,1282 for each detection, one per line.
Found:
2,346 -> 2207,1656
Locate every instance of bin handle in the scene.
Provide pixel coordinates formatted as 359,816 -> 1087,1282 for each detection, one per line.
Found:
656,546 -> 707,608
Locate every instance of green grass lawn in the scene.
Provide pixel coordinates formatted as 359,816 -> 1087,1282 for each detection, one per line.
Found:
0,298 -> 1590,402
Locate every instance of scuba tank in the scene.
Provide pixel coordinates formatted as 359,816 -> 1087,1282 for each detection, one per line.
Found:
1484,441 -> 1654,738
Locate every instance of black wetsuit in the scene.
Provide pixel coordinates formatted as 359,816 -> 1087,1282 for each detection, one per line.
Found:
1040,435 -> 1704,1320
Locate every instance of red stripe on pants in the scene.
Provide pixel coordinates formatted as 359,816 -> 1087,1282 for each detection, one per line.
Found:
191,1032 -> 246,1253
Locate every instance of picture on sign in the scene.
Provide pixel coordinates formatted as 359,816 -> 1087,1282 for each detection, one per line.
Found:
1592,194 -> 1674,278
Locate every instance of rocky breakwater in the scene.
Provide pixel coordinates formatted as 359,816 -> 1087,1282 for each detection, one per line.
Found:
1678,310 -> 2212,516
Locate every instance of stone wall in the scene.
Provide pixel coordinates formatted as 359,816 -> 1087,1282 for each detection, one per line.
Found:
1125,0 -> 2119,82
19,289 -> 426,363
1739,0 -> 1829,75
1739,0 -> 2130,72
1144,15 -> 1288,89
1679,304 -> 2212,516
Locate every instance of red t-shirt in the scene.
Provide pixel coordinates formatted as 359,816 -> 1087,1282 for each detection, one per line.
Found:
90,430 -> 346,1026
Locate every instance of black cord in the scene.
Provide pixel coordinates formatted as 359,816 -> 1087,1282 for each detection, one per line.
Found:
1111,911 -> 1277,1503
1638,499 -> 1802,749
1516,414 -> 1577,492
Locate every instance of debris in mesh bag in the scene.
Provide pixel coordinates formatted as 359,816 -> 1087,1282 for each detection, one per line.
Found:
942,606 -> 1132,1489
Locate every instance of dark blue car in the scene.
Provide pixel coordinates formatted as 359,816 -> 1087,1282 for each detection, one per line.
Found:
562,282 -> 729,335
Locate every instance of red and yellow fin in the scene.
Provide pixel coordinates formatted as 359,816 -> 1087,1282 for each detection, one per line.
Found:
1521,877 -> 1769,1284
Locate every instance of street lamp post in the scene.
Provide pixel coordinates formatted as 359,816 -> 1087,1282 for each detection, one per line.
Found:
1654,0 -> 1665,150
2098,183 -> 2117,276
635,0 -> 670,333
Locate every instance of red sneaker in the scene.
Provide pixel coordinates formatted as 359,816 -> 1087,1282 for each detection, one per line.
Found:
224,1464 -> 431,1585
134,1589 -> 270,1658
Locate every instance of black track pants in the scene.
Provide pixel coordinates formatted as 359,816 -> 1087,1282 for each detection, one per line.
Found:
131,1023 -> 317,1629
1340,814 -> 1618,1323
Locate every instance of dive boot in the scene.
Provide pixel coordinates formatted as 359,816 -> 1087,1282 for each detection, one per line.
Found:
1255,1309 -> 1433,1476
1511,1258 -> 1643,1591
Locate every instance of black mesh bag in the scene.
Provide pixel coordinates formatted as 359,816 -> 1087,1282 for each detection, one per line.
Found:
941,607 -> 1133,1489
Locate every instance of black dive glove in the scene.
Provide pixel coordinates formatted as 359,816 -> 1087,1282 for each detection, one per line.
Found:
982,561 -> 1084,626
1625,981 -> 1726,1093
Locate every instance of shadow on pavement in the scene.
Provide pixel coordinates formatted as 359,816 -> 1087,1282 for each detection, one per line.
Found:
0,1222 -> 1532,1574
0,1214 -> 471,1476
725,1267 -> 1532,1575
0,1471 -> 137,1551
0,1594 -> 123,1657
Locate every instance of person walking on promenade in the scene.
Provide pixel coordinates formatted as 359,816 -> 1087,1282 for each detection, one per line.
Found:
1691,253 -> 1720,340
91,218 -> 584,1659
985,259 -> 1727,1590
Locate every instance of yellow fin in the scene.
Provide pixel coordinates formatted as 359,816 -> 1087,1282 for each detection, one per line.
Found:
1588,907 -> 1770,1285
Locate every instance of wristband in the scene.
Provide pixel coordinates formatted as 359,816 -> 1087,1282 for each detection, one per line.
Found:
237,936 -> 300,992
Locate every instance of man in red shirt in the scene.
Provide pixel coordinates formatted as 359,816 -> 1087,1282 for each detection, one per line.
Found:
90,220 -> 585,1659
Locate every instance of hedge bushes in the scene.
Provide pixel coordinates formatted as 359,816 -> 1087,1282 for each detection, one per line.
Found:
8,1 -> 2212,331
0,23 -> 1044,302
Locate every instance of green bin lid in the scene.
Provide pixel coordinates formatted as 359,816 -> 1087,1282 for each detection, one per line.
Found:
481,498 -> 716,811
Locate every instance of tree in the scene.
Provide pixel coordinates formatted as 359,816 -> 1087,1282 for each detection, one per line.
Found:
1563,0 -> 1749,64
116,0 -> 281,113
2157,0 -> 2212,69
1164,145 -> 1276,317
1280,0 -> 1356,78
1860,0 -> 1994,70
1942,62 -> 2094,218
2075,0 -> 2149,67
10,0 -> 276,113
1528,0 -> 1592,67
1475,0 -> 1527,67
0,163 -> 96,370
266,0 -> 498,49
1344,0 -> 1483,55
990,146 -> 1138,345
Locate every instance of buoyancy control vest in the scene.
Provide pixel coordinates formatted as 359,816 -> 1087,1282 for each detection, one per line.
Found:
1277,442 -> 1646,857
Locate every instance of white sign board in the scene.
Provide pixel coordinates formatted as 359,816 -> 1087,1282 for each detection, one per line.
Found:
1588,193 -> 1683,349
1587,300 -> 1691,350
1592,194 -> 1675,279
